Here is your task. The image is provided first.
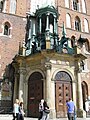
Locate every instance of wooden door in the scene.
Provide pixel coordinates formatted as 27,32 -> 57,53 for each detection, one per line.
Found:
28,72 -> 43,117
55,81 -> 71,117
55,71 -> 72,118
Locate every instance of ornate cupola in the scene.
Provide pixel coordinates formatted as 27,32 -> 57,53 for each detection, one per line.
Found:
35,6 -> 59,50
25,6 -> 59,56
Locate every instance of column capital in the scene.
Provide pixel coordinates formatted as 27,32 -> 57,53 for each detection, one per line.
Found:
19,68 -> 27,74
45,63 -> 51,70
14,72 -> 19,77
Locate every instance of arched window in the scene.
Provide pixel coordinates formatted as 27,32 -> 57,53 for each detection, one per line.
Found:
82,81 -> 88,110
66,13 -> 71,28
82,0 -> 86,13
80,60 -> 85,70
0,0 -> 6,12
71,36 -> 76,47
65,0 -> 69,8
85,40 -> 90,52
0,0 -> 3,12
73,0 -> 80,11
3,22 -> 11,36
84,18 -> 89,33
10,0 -> 16,14
75,16 -> 81,31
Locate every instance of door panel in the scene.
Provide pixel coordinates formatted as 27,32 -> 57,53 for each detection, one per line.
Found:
55,81 -> 71,117
28,73 -> 43,117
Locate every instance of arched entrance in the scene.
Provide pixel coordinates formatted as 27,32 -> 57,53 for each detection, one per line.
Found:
55,71 -> 72,118
28,72 -> 43,117
82,81 -> 88,111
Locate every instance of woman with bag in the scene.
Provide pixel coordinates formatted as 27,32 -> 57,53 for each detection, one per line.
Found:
42,100 -> 50,120
18,102 -> 25,120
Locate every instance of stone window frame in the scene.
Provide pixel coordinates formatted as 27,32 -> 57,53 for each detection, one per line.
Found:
9,0 -> 17,14
74,16 -> 81,31
84,18 -> 89,33
3,21 -> 11,36
73,0 -> 80,12
66,13 -> 71,28
65,0 -> 70,8
81,0 -> 87,13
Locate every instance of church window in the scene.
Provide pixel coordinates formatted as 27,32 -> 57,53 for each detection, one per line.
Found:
84,18 -> 89,33
0,0 -> 6,12
66,13 -> 71,28
75,16 -> 81,31
85,41 -> 90,53
73,0 -> 80,11
0,0 -> 3,12
55,71 -> 71,81
81,59 -> 89,72
71,36 -> 76,48
82,0 -> 86,13
80,60 -> 85,70
65,0 -> 69,8
3,22 -> 11,36
10,0 -> 16,14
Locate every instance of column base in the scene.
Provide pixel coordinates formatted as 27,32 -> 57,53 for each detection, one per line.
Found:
49,109 -> 56,119
77,109 -> 86,118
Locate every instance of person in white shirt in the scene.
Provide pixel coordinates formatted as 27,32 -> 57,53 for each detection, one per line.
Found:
85,99 -> 89,117
38,99 -> 44,120
13,99 -> 19,120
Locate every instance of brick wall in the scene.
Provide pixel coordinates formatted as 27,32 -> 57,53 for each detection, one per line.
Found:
56,0 -> 90,96
0,12 -> 26,79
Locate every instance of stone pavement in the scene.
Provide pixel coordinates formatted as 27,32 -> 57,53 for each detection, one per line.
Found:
0,114 -> 90,120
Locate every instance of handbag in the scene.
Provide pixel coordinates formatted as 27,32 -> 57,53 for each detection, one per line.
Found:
21,109 -> 25,116
44,109 -> 50,114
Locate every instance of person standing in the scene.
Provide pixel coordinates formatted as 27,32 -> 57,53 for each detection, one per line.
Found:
13,99 -> 19,120
38,99 -> 44,120
18,102 -> 25,120
85,99 -> 89,117
42,100 -> 50,120
66,98 -> 75,120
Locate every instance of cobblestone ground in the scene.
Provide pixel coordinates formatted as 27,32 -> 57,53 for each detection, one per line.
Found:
0,115 -> 90,120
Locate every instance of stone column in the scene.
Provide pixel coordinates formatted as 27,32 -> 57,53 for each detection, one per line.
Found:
33,22 -> 35,36
74,60 -> 86,117
45,63 -> 51,103
39,16 -> 42,33
46,13 -> 49,31
19,68 -> 26,102
72,81 -> 77,108
45,63 -> 56,118
77,72 -> 86,117
46,13 -> 50,49
13,73 -> 19,102
54,15 -> 56,33
78,72 -> 83,110
23,78 -> 28,115
50,80 -> 56,118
